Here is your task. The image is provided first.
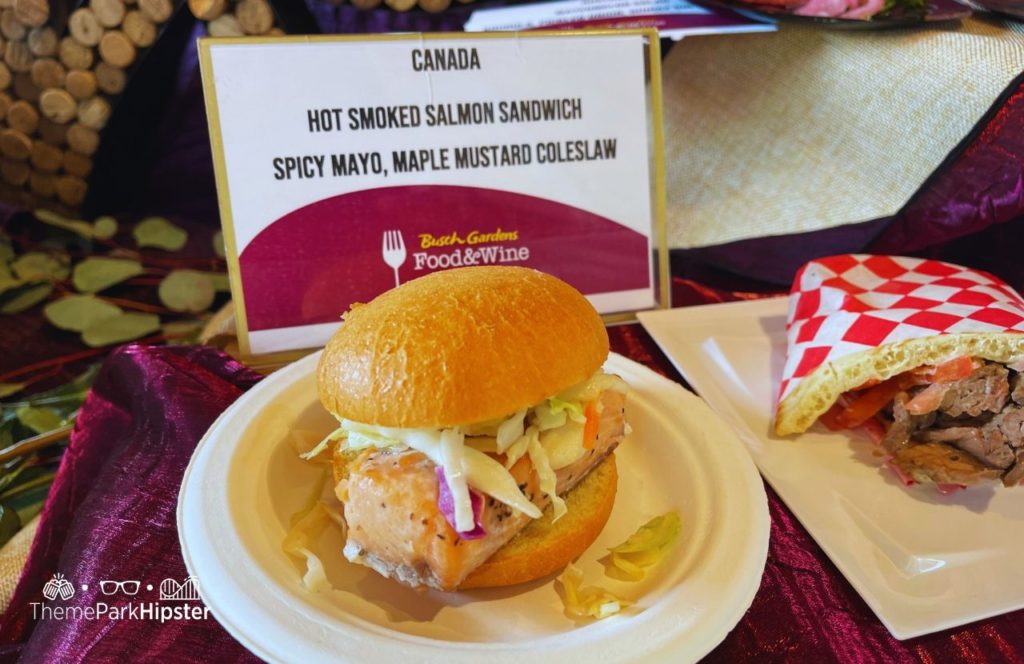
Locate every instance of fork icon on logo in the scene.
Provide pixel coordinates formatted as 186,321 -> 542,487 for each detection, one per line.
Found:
382,230 -> 407,288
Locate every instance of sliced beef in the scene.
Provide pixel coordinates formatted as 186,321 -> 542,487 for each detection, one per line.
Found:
1011,373 -> 1024,406
1002,450 -> 1024,487
990,407 -> 1024,448
918,427 -> 1015,469
882,393 -> 934,452
939,364 -> 1009,417
889,442 -> 1002,485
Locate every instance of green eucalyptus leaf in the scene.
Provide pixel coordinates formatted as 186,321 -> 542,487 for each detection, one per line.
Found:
43,295 -> 123,332
33,209 -> 95,238
159,270 -> 215,313
210,273 -> 231,292
0,283 -> 53,314
15,405 -> 63,434
92,216 -> 118,240
0,263 -> 21,295
72,257 -> 143,293
134,217 -> 187,251
11,252 -> 69,282
212,230 -> 226,258
0,242 -> 13,264
81,312 -> 160,347
0,504 -> 20,547
0,383 -> 25,398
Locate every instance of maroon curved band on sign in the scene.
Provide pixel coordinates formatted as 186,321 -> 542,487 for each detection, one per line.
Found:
238,185 -> 651,331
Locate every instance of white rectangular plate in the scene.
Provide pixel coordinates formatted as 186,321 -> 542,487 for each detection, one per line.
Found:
638,298 -> 1024,640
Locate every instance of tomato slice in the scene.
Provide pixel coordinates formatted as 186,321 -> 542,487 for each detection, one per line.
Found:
825,377 -> 906,430
921,354 -> 974,381
582,400 -> 600,450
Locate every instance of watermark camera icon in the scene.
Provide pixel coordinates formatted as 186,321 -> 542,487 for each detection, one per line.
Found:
42,573 -> 74,601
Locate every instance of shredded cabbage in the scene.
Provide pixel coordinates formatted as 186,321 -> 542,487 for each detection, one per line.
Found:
503,427 -> 533,469
282,474 -> 334,592
300,427 -> 346,461
533,401 -> 568,431
539,420 -> 586,470
463,446 -> 541,518
440,428 -> 474,532
548,397 -> 586,424
528,433 -> 566,522
608,512 -> 681,581
496,408 -> 527,452
559,563 -> 631,620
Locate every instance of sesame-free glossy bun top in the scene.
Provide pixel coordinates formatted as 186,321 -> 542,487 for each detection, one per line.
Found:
317,266 -> 609,427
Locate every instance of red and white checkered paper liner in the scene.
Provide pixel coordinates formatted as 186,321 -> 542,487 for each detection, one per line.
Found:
779,255 -> 1024,405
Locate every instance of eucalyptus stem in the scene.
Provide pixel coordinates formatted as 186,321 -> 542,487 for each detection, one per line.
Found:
0,472 -> 56,501
0,424 -> 72,465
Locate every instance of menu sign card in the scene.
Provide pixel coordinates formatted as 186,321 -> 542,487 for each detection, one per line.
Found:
200,32 -> 666,357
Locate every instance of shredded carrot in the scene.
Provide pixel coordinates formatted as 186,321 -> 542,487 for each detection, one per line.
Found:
583,401 -> 600,449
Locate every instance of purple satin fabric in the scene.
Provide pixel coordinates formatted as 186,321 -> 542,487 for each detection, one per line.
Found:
0,345 -> 261,663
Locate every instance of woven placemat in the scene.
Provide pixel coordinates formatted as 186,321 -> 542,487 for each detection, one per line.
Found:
663,16 -> 1024,248
0,515 -> 39,613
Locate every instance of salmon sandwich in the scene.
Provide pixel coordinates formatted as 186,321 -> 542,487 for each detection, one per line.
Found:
315,266 -> 629,591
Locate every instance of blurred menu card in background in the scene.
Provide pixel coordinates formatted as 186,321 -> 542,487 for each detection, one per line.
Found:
200,32 -> 667,358
464,0 -> 776,38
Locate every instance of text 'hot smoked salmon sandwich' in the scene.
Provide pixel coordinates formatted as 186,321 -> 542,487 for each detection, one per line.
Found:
315,266 -> 629,591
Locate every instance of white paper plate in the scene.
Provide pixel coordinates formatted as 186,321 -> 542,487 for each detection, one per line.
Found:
177,352 -> 769,663
639,299 -> 1024,640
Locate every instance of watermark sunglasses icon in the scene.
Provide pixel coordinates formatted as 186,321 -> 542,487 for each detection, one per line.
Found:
99,580 -> 141,596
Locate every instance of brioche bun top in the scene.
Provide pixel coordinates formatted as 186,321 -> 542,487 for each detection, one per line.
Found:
317,266 -> 609,428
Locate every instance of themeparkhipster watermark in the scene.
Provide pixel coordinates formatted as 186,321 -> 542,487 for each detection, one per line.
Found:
32,573 -> 210,623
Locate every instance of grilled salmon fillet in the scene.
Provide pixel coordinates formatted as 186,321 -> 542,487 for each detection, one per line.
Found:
337,390 -> 626,590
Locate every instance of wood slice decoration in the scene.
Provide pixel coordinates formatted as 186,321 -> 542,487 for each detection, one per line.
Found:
418,0 -> 452,13
0,128 -> 31,160
0,0 -> 321,211
69,8 -> 104,48
29,57 -> 63,90
188,0 -> 226,21
95,62 -> 124,95
59,37 -> 94,70
138,0 -> 173,23
4,39 -> 32,73
98,31 -> 135,68
39,87 -> 76,123
62,150 -> 92,177
208,13 -> 242,37
1,158 -> 29,185
236,0 -> 273,35
65,69 -> 98,99
0,9 -> 25,41
77,96 -> 110,130
66,122 -> 98,154
350,0 -> 384,10
90,0 -> 126,28
55,173 -> 86,205
29,139 -> 60,171
6,98 -> 37,133
13,0 -> 47,28
26,26 -> 55,57
122,11 -> 156,48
